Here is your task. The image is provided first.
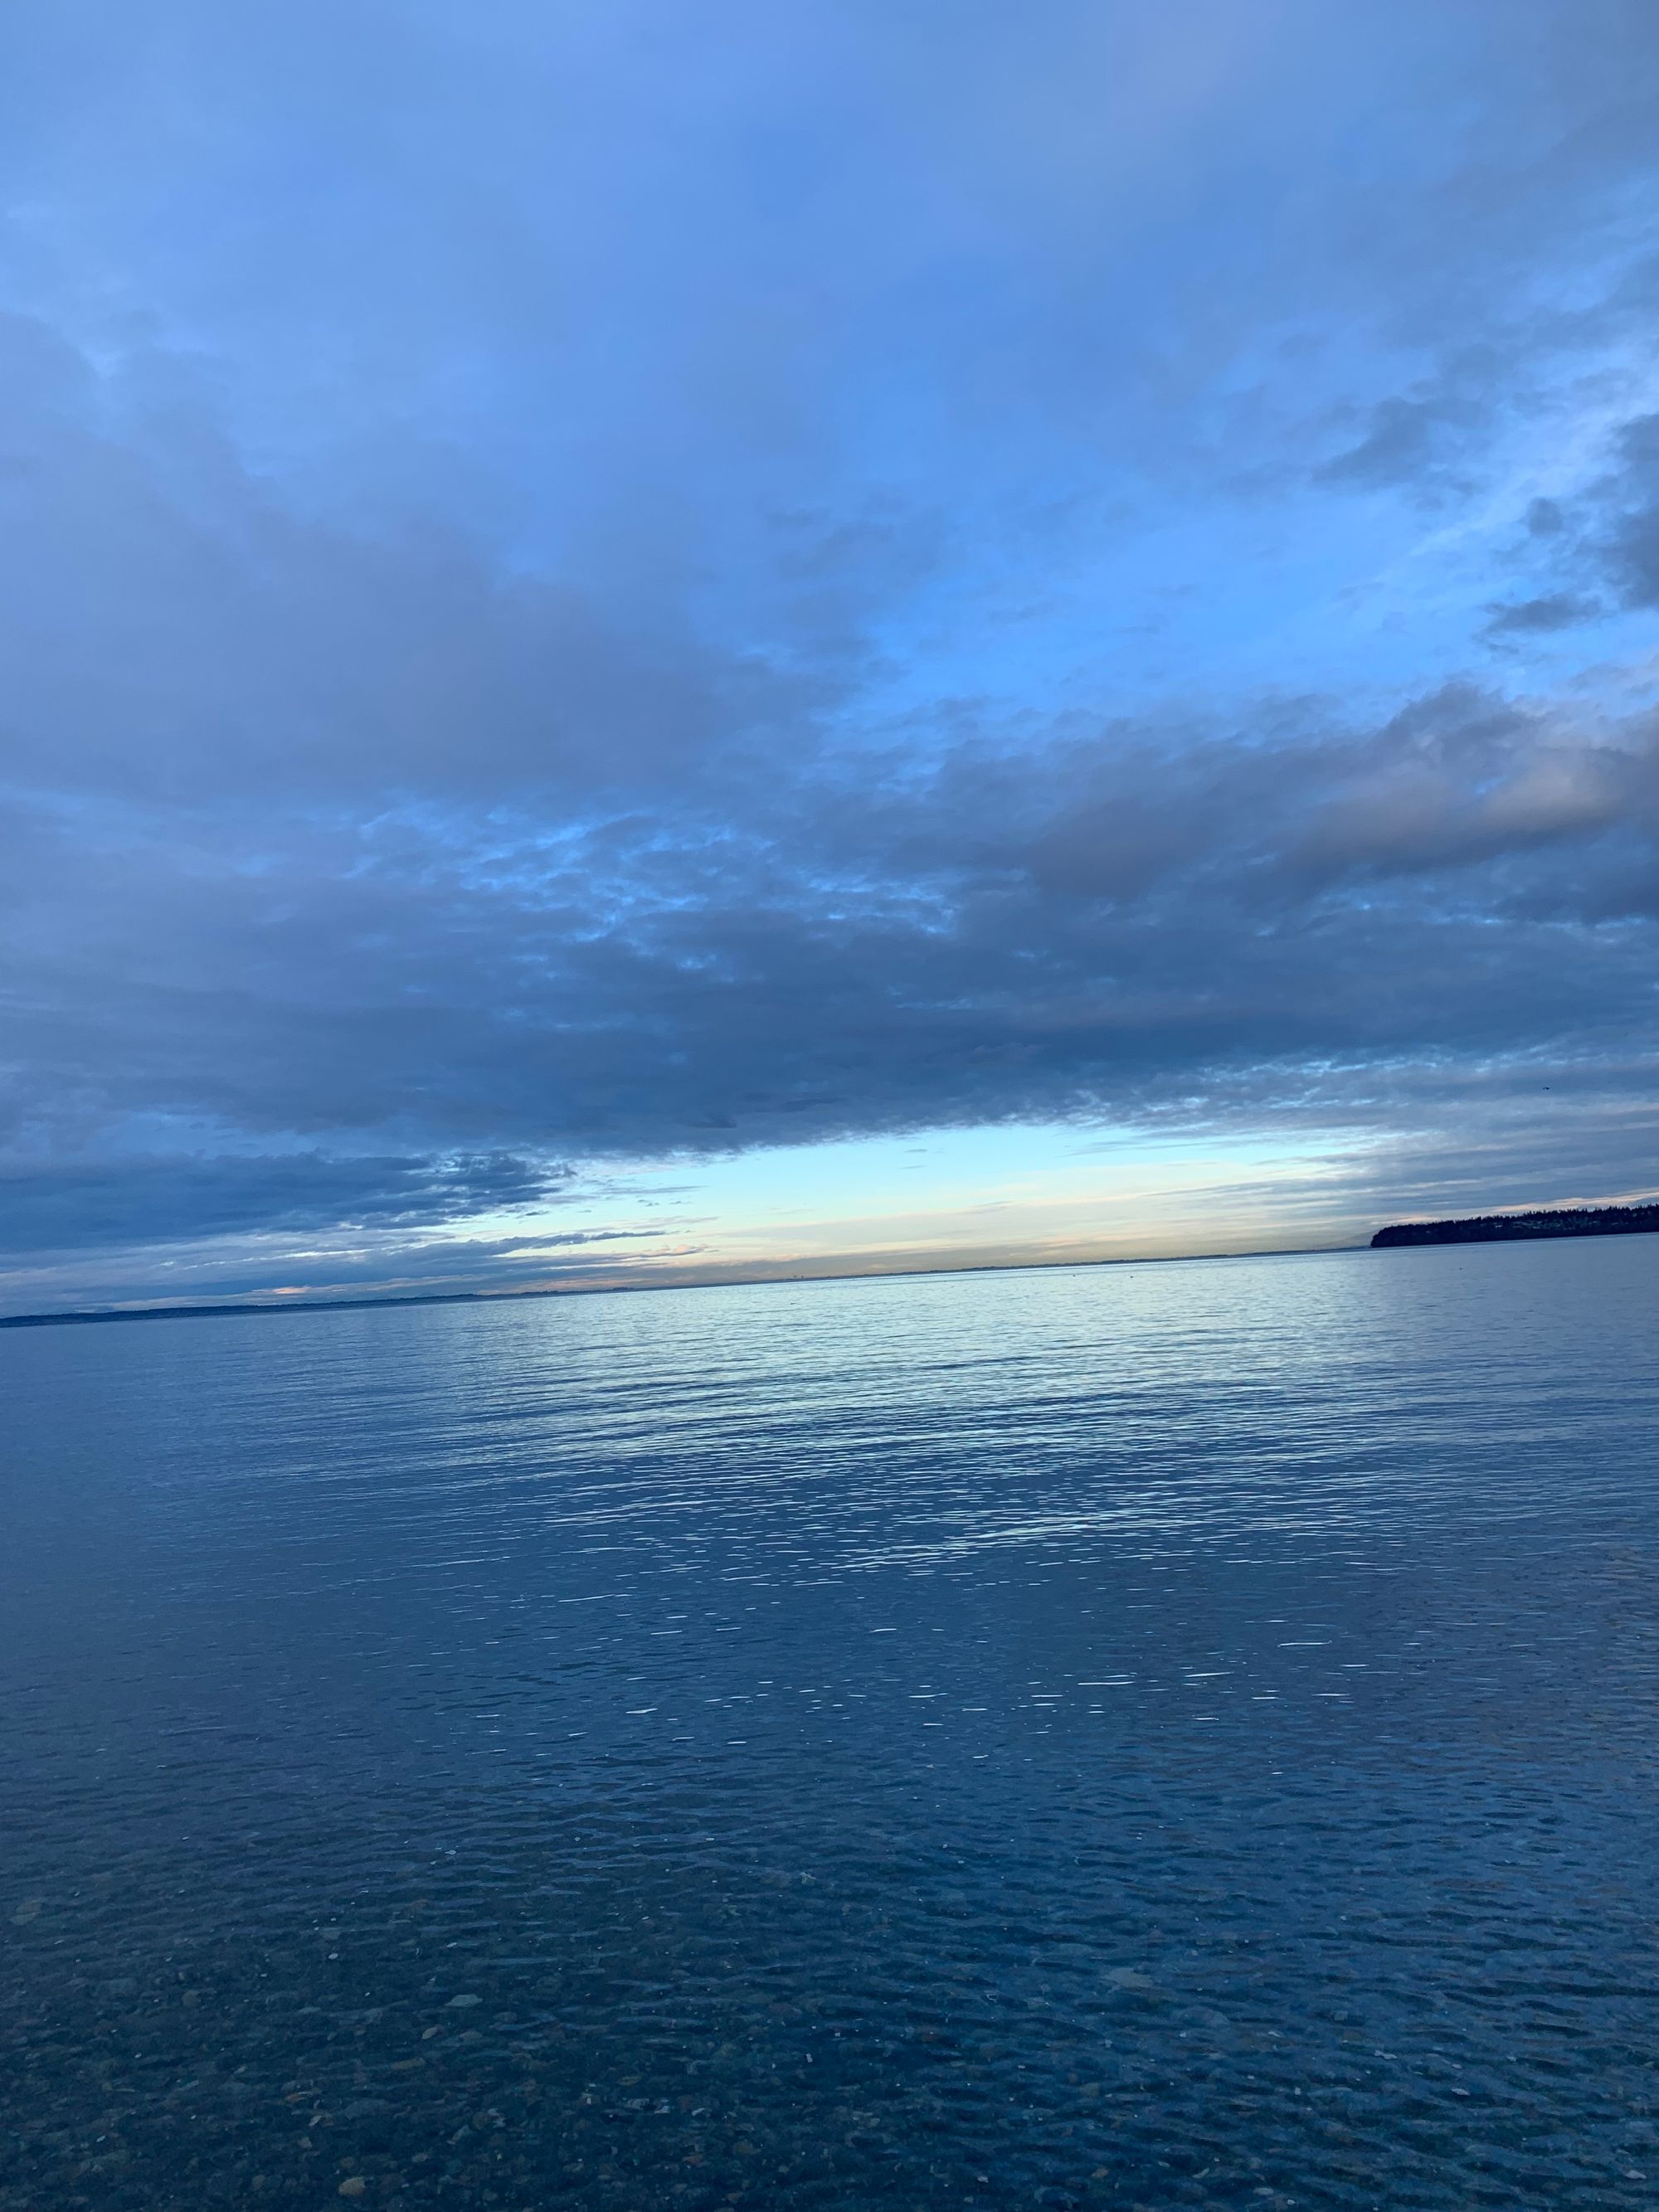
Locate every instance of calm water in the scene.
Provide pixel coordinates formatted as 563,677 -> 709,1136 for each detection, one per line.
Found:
4,1241 -> 1659,2212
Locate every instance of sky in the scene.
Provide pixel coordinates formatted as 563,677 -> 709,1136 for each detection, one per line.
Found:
3,0 -> 1659,1315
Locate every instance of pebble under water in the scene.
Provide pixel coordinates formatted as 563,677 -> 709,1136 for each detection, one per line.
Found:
3,1238 -> 1659,2211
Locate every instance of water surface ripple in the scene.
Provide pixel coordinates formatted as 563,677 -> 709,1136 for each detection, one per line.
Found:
4,1241 -> 1658,2209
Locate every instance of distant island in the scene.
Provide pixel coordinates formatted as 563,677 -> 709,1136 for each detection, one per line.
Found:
1372,1201 -> 1659,1249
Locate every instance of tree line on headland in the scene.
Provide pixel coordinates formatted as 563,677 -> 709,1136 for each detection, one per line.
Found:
1372,1202 -> 1659,1248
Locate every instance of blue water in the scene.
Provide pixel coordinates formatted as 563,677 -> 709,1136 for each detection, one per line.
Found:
4,1239 -> 1658,2210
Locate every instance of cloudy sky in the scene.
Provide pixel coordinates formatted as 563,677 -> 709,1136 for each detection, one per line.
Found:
4,0 -> 1659,1315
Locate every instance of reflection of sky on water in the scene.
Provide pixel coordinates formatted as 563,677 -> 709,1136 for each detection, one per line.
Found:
5,1239 -> 1659,2205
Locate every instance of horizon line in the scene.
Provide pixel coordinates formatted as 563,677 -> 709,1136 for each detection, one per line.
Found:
0,1237 -> 1368,1330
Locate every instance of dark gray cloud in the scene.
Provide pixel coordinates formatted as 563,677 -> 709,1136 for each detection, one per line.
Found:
1598,413 -> 1659,609
1467,409 -> 1659,632
1481,593 -> 1599,638
9,683 -> 1655,1174
0,315 -> 820,809
1317,396 -> 1476,492
0,1152 -> 572,1258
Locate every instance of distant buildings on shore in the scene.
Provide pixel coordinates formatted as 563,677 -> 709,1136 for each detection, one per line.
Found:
1372,1202 -> 1659,1249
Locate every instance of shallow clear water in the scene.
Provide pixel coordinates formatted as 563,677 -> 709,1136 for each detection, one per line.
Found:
4,1238 -> 1659,2211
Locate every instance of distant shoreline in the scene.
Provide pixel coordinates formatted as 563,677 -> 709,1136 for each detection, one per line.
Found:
1372,1202 -> 1659,1249
5,1208 -> 1654,1330
0,1240 -> 1355,1330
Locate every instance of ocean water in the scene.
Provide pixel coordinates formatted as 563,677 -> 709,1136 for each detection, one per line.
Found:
3,1239 -> 1658,2212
